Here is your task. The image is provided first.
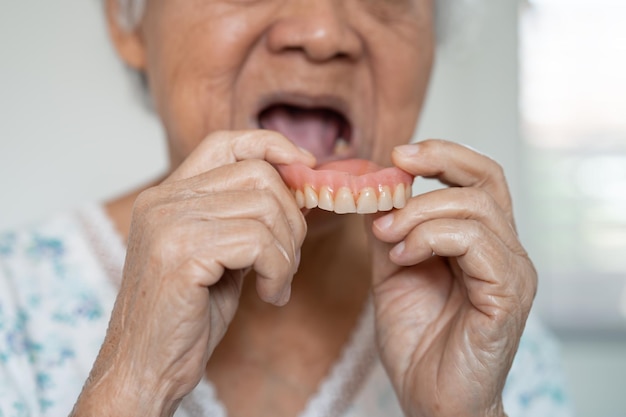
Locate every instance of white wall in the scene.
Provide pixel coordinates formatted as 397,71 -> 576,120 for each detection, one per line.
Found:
1,1 -> 625,416
416,0 -> 523,231
0,1 -> 167,229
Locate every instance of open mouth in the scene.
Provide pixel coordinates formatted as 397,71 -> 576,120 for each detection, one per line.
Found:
257,103 -> 353,162
256,100 -> 413,214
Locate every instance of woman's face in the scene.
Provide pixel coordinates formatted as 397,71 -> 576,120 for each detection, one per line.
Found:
110,0 -> 434,168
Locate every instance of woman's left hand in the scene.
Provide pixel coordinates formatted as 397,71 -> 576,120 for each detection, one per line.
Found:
367,140 -> 537,417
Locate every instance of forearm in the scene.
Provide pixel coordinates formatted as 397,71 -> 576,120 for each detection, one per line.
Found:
69,368 -> 178,417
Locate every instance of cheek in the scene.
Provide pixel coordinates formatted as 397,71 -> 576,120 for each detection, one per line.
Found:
351,1 -> 434,165
371,40 -> 434,164
141,5 -> 268,160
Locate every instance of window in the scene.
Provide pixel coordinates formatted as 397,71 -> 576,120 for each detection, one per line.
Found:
521,0 -> 626,334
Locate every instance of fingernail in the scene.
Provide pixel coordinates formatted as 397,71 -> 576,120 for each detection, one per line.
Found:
394,144 -> 420,156
298,146 -> 316,159
278,285 -> 292,306
390,241 -> 405,258
374,213 -> 394,231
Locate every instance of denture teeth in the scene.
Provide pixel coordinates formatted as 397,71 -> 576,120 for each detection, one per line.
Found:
294,182 -> 410,214
335,187 -> 357,214
318,186 -> 335,211
378,186 -> 393,211
295,189 -> 305,209
393,183 -> 407,209
356,187 -> 378,214
304,185 -> 318,209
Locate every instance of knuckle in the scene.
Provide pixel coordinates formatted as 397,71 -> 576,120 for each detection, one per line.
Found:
491,158 -> 506,179
245,185 -> 279,209
261,188 -> 283,210
520,260 -> 538,308
417,138 -> 440,155
448,187 -> 497,224
203,129 -> 232,145
250,218 -> 274,246
256,232 -> 294,278
483,158 -> 509,189
252,128 -> 285,142
133,186 -> 160,215
251,190 -> 284,229
131,188 -> 178,236
470,187 -> 498,217
465,219 -> 486,245
488,161 -> 508,190
239,159 -> 280,187
232,130 -> 289,158
231,130 -> 260,153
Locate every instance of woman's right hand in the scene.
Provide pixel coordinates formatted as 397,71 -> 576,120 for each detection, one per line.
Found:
71,130 -> 315,417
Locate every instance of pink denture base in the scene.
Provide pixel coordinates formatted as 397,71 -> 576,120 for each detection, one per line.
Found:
276,159 -> 413,196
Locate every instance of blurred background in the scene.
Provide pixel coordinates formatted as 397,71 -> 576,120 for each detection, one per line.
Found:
0,0 -> 624,415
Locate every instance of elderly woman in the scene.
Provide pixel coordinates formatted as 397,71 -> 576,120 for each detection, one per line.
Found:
0,0 -> 570,416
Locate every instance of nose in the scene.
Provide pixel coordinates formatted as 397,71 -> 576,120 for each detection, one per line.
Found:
266,0 -> 363,62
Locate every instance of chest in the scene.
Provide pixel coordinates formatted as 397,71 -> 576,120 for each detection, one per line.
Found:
203,300 -> 372,417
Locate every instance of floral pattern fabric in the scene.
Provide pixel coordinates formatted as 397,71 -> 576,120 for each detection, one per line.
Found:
0,206 -> 573,417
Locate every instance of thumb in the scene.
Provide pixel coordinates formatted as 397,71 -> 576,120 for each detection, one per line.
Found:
166,130 -> 316,183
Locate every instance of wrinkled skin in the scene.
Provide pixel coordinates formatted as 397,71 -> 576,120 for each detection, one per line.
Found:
370,141 -> 536,416
70,1 -> 536,416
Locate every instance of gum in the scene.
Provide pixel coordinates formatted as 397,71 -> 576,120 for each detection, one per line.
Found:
276,159 -> 413,196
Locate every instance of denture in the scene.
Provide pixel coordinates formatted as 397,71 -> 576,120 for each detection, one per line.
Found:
277,159 -> 413,214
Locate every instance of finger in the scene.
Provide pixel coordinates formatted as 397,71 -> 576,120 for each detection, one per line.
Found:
134,163 -> 305,290
387,218 -> 536,316
166,130 -> 316,182
372,187 -> 524,255
191,189 -> 305,266
392,139 -> 515,227
174,218 -> 300,306
168,159 -> 308,244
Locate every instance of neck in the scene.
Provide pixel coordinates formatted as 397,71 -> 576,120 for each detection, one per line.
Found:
300,212 -> 371,300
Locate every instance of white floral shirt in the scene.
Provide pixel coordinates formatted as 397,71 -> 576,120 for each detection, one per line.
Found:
0,205 -> 573,417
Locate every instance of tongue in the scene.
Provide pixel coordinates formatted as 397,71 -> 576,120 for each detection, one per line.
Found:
259,105 -> 342,159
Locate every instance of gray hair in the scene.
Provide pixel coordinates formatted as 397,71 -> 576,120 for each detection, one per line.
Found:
115,0 -> 485,48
